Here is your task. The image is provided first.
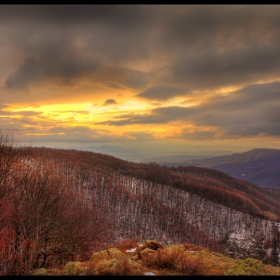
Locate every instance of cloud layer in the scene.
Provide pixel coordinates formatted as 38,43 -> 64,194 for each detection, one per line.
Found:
1,5 -> 280,153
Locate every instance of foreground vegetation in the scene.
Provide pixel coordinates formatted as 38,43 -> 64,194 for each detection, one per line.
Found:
31,239 -> 280,276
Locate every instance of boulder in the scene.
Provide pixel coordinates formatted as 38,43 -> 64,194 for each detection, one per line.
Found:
31,268 -> 48,276
107,247 -> 127,261
145,240 -> 164,250
60,261 -> 86,276
126,259 -> 144,275
92,258 -> 120,275
91,249 -> 111,263
136,243 -> 147,255
140,248 -> 158,261
130,254 -> 141,261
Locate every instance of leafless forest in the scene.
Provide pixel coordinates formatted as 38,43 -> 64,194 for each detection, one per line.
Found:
0,132 -> 279,275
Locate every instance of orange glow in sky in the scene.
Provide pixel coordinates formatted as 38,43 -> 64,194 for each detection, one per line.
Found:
1,5 -> 280,161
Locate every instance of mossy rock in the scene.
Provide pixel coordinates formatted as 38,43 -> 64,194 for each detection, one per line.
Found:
224,258 -> 267,276
31,268 -> 48,275
91,249 -> 111,263
107,247 -> 127,261
60,261 -> 86,276
92,258 -> 120,275
126,259 -> 144,275
130,253 -> 141,261
140,248 -> 158,259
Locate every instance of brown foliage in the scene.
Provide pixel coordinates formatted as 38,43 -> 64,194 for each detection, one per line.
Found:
141,246 -> 206,275
183,242 -> 212,252
0,132 -> 115,275
112,238 -> 140,254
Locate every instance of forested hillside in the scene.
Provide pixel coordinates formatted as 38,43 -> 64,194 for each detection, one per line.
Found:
21,146 -> 280,221
0,134 -> 280,275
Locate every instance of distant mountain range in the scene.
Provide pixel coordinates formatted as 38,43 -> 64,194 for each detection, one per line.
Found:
161,148 -> 280,190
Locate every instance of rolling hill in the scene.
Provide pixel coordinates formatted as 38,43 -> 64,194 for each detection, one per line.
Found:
161,148 -> 280,190
1,143 -> 280,275
20,146 -> 280,221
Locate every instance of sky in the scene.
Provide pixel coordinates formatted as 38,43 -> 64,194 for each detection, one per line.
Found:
1,5 -> 280,162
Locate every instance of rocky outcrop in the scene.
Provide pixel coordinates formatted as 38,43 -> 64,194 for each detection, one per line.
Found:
60,261 -> 86,276
58,239 -> 167,276
90,249 -> 111,263
30,239 -> 280,276
91,258 -> 121,275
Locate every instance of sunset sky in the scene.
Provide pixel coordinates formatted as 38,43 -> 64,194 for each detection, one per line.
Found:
1,5 -> 280,162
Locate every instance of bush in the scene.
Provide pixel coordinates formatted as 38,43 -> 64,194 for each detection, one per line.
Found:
112,239 -> 140,254
141,246 -> 206,275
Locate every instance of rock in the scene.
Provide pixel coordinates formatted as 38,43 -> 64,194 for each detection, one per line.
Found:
136,243 -> 147,254
140,248 -> 158,262
31,268 -> 48,276
130,254 -> 141,261
91,249 -> 111,263
92,258 -> 120,275
107,247 -> 127,261
126,259 -> 144,275
60,261 -> 86,276
224,258 -> 268,276
145,240 -> 164,250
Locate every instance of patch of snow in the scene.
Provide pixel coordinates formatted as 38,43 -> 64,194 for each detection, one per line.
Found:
126,247 -> 137,252
143,272 -> 157,276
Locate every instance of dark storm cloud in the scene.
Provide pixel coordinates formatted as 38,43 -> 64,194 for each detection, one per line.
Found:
0,5 -> 150,26
98,81 -> 280,138
5,53 -> 100,89
171,47 -> 280,91
1,5 -> 154,92
124,70 -> 150,89
2,5 -> 280,102
103,99 -> 117,106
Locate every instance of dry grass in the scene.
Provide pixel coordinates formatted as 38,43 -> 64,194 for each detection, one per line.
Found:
84,258 -> 142,276
141,247 -> 206,276
183,242 -> 212,252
